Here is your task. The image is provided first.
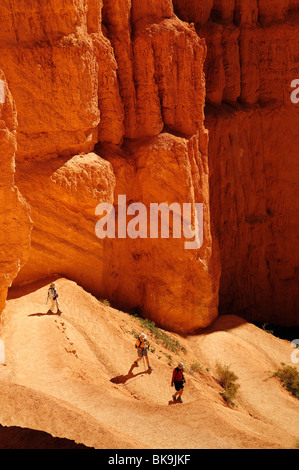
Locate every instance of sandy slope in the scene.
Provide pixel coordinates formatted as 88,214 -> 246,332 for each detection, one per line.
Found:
0,278 -> 298,449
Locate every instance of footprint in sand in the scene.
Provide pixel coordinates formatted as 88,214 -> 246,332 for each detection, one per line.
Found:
54,320 -> 78,358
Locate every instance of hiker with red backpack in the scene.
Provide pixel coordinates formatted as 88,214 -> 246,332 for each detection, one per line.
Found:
171,362 -> 186,403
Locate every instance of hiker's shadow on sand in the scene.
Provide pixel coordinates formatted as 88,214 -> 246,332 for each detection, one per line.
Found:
28,312 -> 61,317
110,364 -> 150,385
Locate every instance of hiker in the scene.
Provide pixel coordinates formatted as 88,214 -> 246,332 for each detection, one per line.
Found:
134,333 -> 152,371
171,362 -> 185,403
47,282 -> 62,314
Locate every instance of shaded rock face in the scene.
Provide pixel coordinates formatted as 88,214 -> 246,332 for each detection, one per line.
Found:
0,1 -> 298,330
0,424 -> 90,449
173,0 -> 299,326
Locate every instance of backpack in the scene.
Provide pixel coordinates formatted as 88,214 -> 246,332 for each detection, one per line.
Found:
48,287 -> 58,300
173,367 -> 184,382
135,338 -> 148,350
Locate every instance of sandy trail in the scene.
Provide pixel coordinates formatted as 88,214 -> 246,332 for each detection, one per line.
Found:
0,278 -> 298,449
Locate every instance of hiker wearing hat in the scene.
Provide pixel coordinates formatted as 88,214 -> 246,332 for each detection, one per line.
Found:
171,362 -> 185,403
134,333 -> 153,371
47,283 -> 62,315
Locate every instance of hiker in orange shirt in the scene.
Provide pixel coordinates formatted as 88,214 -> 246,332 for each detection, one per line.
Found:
134,333 -> 153,371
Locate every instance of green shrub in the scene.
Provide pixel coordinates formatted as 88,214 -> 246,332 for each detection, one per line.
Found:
216,363 -> 240,407
132,316 -> 186,355
189,361 -> 203,375
261,323 -> 274,335
274,363 -> 299,399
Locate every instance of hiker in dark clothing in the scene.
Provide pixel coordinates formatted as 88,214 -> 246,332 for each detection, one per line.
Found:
171,362 -> 185,403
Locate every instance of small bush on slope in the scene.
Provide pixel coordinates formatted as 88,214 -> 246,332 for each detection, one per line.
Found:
216,362 -> 240,407
274,363 -> 299,399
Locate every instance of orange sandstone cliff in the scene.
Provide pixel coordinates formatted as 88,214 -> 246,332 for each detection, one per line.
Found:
0,71 -> 32,315
0,0 -> 298,331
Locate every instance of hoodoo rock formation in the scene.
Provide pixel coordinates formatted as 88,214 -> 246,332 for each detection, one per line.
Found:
0,0 -> 298,331
1,0 -> 219,333
0,71 -> 32,317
